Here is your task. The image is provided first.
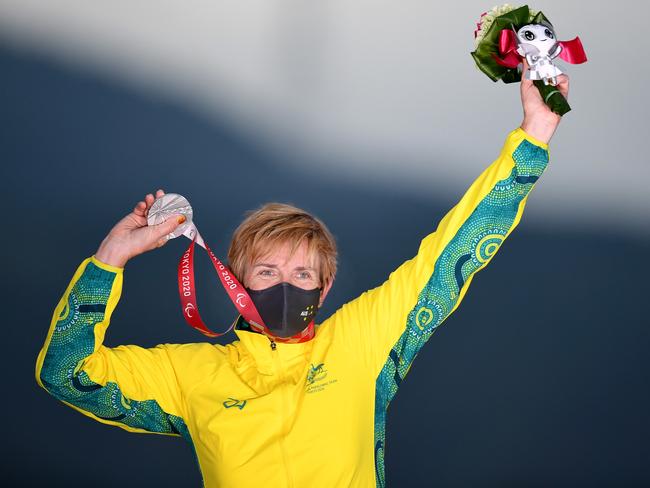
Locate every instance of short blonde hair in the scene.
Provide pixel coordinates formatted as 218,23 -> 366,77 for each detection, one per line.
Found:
228,203 -> 337,288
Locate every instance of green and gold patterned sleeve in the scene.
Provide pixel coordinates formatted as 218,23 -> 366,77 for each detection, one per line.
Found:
35,257 -> 190,438
323,127 -> 550,487
330,128 -> 550,378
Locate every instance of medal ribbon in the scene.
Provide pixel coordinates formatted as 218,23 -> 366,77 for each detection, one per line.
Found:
176,225 -> 315,343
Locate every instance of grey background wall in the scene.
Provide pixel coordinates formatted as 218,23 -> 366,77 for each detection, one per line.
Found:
1,1 -> 648,486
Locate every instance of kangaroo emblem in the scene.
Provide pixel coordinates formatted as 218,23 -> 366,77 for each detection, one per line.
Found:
306,363 -> 327,385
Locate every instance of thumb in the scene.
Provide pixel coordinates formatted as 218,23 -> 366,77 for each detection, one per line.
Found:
151,214 -> 187,249
151,214 -> 186,240
520,58 -> 532,87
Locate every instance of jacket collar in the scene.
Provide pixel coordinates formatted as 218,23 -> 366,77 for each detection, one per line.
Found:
232,316 -> 314,375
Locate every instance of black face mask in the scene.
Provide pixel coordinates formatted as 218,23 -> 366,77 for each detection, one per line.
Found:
245,282 -> 321,338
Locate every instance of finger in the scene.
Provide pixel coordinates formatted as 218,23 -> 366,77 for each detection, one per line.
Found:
520,59 -> 533,88
556,74 -> 570,99
143,193 -> 155,218
155,189 -> 165,198
133,201 -> 147,217
155,234 -> 170,249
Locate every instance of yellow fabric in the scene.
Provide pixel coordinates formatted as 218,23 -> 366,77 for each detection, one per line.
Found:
36,128 -> 547,487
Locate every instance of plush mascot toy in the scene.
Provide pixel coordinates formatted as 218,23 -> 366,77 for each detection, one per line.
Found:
471,4 -> 587,115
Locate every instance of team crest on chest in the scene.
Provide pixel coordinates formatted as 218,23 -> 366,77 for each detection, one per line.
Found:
305,363 -> 337,394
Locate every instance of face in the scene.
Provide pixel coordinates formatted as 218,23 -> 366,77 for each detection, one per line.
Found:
244,240 -> 333,305
517,23 -> 556,52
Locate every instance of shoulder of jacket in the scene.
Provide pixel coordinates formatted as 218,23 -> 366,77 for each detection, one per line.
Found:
156,341 -> 231,365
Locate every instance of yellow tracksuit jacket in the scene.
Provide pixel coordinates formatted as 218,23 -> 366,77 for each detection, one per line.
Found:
36,128 -> 549,487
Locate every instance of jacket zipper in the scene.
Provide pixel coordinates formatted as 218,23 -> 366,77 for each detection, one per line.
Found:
270,338 -> 294,488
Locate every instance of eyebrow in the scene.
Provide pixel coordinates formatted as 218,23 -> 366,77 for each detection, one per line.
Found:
253,263 -> 317,271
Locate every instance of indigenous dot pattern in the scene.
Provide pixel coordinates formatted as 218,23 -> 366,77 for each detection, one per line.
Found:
373,140 -> 548,487
40,262 -> 190,439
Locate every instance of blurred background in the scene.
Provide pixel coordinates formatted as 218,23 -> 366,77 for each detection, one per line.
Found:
2,0 -> 648,486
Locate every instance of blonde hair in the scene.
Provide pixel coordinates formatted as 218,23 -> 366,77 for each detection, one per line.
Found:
228,203 -> 337,288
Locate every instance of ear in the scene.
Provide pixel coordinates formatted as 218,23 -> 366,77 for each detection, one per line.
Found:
318,279 -> 334,307
539,20 -> 555,33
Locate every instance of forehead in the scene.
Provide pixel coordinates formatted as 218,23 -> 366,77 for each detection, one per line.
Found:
254,239 -> 320,268
518,24 -> 552,36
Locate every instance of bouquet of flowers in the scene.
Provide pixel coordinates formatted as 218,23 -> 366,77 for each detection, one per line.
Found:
471,4 -> 587,115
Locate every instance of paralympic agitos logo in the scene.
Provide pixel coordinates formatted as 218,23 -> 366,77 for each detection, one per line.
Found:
184,302 -> 195,318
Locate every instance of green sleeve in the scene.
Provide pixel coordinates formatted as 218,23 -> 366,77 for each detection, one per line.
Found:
36,257 -> 190,438
326,127 -> 549,378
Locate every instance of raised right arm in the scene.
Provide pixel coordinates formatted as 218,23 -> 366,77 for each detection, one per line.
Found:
36,189 -> 191,436
36,256 -> 190,436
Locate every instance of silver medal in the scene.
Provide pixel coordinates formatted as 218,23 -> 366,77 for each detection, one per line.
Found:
147,193 -> 206,248
147,193 -> 194,240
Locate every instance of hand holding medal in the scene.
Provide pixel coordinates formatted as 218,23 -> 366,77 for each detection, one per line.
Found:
95,189 -> 186,268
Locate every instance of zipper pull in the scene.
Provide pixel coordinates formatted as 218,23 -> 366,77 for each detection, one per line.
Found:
270,339 -> 277,351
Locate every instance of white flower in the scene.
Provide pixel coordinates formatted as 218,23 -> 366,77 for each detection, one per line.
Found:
473,4 -> 539,48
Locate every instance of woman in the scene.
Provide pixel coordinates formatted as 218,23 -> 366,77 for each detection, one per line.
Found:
36,66 -> 569,487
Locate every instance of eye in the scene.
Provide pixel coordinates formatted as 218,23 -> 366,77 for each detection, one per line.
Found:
544,28 -> 554,39
297,271 -> 312,280
258,269 -> 276,277
523,30 -> 535,41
